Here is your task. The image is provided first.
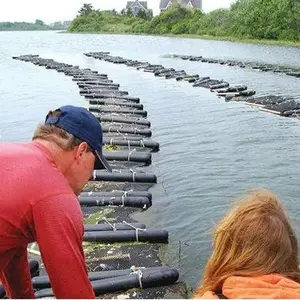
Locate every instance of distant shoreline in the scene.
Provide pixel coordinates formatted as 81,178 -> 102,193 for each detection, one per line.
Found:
64,31 -> 300,48
0,20 -> 68,32
0,29 -> 63,32
3,28 -> 299,48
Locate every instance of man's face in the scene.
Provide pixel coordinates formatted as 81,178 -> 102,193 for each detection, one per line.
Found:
67,142 -> 96,195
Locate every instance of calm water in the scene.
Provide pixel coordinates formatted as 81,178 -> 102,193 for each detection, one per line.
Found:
1,31 -> 300,288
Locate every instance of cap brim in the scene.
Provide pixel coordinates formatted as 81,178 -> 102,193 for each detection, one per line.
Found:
94,150 -> 112,172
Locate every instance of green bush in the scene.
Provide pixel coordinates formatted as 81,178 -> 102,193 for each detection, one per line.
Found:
68,1 -> 300,42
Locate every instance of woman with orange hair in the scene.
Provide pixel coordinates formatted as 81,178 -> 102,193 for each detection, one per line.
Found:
193,189 -> 300,299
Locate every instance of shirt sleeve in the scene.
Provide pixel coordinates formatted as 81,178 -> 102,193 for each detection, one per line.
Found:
0,246 -> 34,298
32,194 -> 95,299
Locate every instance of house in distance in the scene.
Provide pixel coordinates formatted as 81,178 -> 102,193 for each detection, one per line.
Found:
159,0 -> 202,12
126,1 -> 150,16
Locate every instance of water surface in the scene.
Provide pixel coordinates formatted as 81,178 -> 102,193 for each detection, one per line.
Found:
1,31 -> 300,288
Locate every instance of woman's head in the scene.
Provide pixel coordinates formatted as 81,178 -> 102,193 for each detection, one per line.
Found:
194,189 -> 300,296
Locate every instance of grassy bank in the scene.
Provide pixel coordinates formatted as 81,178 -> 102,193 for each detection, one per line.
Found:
65,30 -> 300,48
169,34 -> 300,47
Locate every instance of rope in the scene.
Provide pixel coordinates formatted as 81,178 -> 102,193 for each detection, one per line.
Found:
127,140 -> 131,152
117,130 -> 126,139
122,221 -> 146,242
130,265 -> 136,273
120,190 -> 130,207
121,194 -> 125,207
109,196 -> 116,206
128,149 -> 136,161
129,169 -> 136,182
129,265 -> 146,274
137,269 -> 143,288
103,217 -> 117,231
139,139 -> 145,148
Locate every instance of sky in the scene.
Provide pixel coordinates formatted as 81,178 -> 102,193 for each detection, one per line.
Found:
0,0 -> 234,23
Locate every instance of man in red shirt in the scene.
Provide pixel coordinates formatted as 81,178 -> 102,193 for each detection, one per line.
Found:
0,105 -> 112,298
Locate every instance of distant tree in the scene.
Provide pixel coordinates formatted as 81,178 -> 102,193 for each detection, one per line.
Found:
0,20 -> 52,31
126,8 -> 133,16
137,9 -> 147,19
146,10 -> 153,20
67,0 -> 300,42
63,21 -> 72,27
35,19 -> 45,26
52,21 -> 64,29
78,3 -> 94,16
111,9 -> 118,15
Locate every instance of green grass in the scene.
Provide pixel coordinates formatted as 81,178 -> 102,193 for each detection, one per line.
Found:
104,144 -> 121,151
83,241 -> 145,255
101,23 -> 132,33
84,209 -> 114,225
170,34 -> 300,47
83,242 -> 106,254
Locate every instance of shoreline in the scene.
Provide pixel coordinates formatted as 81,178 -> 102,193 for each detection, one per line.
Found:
0,29 -> 65,32
64,30 -> 300,48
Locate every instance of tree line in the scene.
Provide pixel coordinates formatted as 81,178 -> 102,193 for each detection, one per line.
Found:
0,20 -> 70,31
69,0 -> 300,42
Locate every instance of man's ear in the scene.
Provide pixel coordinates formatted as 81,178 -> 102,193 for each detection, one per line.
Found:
75,142 -> 89,159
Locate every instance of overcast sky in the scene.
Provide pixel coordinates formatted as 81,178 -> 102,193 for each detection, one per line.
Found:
0,0 -> 234,23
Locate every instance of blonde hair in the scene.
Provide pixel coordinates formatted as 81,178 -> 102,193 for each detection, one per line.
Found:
193,189 -> 300,297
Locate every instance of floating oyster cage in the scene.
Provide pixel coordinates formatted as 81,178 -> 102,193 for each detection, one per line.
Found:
12,54 -> 180,298
83,51 -> 300,118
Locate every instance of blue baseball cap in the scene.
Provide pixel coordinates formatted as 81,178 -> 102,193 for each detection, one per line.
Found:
45,105 -> 112,172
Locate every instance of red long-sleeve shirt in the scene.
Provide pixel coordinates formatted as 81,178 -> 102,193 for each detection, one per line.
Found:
0,141 -> 95,298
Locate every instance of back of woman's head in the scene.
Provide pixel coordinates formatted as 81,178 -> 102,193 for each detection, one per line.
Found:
194,189 -> 300,296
